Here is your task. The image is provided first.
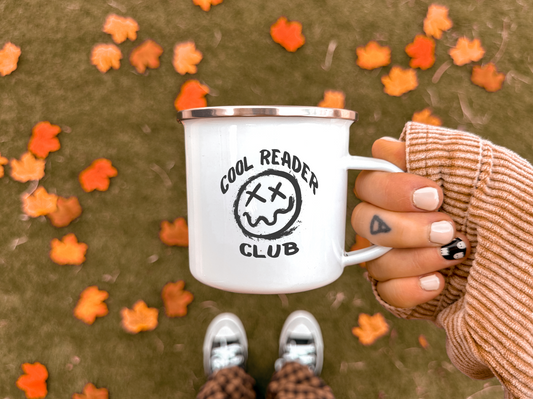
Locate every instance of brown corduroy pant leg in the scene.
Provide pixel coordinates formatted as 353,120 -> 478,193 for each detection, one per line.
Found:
197,362 -> 334,399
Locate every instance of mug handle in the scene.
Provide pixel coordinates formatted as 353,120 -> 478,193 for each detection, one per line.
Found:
341,155 -> 404,268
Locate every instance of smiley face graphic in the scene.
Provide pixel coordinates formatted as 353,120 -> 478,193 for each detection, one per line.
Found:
233,169 -> 302,240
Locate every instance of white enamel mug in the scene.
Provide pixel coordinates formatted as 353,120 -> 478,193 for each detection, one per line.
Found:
177,106 -> 403,294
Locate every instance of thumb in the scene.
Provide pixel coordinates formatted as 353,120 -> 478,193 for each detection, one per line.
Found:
372,137 -> 407,171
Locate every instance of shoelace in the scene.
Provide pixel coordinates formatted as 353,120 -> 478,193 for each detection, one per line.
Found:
274,340 -> 316,371
211,340 -> 244,372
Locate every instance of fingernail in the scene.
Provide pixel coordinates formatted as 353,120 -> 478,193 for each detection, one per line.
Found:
380,136 -> 400,142
420,274 -> 440,291
440,237 -> 467,260
429,221 -> 454,245
413,187 -> 440,211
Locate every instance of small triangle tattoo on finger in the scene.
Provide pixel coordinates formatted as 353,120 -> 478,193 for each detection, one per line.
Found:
370,215 -> 391,235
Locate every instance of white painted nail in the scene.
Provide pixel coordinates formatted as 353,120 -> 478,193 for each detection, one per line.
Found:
420,274 -> 440,291
429,221 -> 454,245
413,187 -> 440,211
380,136 -> 400,142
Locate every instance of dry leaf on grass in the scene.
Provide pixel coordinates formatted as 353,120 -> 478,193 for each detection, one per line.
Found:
160,217 -> 189,246
79,158 -> 118,192
405,35 -> 435,70
16,362 -> 48,399
121,300 -> 158,333
381,66 -> 418,96
318,90 -> 345,108
193,0 -> 223,12
28,121 -> 61,159
270,17 -> 305,52
0,153 -> 8,178
173,41 -> 202,75
130,39 -> 163,74
91,44 -> 122,73
10,152 -> 45,182
50,233 -> 88,265
412,108 -> 442,126
74,286 -> 109,325
22,186 -> 58,217
162,280 -> 194,317
174,80 -> 209,111
352,313 -> 389,345
47,196 -> 82,227
449,37 -> 485,66
356,41 -> 391,70
72,383 -> 109,399
419,334 -> 430,349
0,42 -> 21,76
103,14 -> 139,44
423,4 -> 452,39
471,63 -> 505,92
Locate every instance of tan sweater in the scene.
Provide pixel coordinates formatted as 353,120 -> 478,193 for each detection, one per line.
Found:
372,122 -> 533,399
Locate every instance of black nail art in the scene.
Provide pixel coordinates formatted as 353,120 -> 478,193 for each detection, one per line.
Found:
440,237 -> 467,260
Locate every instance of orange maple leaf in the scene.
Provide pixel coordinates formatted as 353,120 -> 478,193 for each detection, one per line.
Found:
405,35 -> 435,70
91,44 -> 122,73
351,313 -> 389,345
449,37 -> 485,66
10,152 -> 45,182
471,63 -> 505,92
162,280 -> 194,317
418,334 -> 430,349
381,66 -> 418,96
47,196 -> 82,228
28,121 -> 61,159
74,286 -> 109,325
103,14 -> 139,44
174,80 -> 209,111
130,39 -> 163,74
318,90 -> 345,108
160,217 -> 189,246
412,108 -> 442,126
193,0 -> 223,11
0,42 -> 21,76
173,41 -> 203,75
423,4 -> 452,39
50,233 -> 88,265
356,41 -> 391,70
16,362 -> 48,399
79,158 -> 118,192
121,300 -> 158,334
270,17 -> 305,52
72,383 -> 109,399
22,186 -> 58,217
349,234 -> 372,268
0,153 -> 8,178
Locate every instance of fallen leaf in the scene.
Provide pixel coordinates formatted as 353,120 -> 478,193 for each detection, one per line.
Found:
0,153 -> 7,178
28,121 -> 61,159
356,41 -> 391,70
173,41 -> 202,75
381,66 -> 418,96
351,313 -> 389,345
349,234 -> 372,268
0,42 -> 21,76
10,152 -> 46,182
47,196 -> 82,227
74,286 -> 109,325
162,280 -> 194,317
449,37 -> 485,66
22,186 -> 58,217
405,35 -> 435,70
419,334 -> 430,349
318,90 -> 345,108
270,17 -> 305,52
91,44 -> 122,73
471,63 -> 505,92
423,4 -> 452,39
174,80 -> 209,111
130,39 -> 163,74
72,383 -> 109,399
160,217 -> 189,246
121,300 -> 158,333
193,0 -> 223,11
16,362 -> 48,399
412,108 -> 442,126
50,233 -> 88,265
79,158 -> 118,192
103,14 -> 139,44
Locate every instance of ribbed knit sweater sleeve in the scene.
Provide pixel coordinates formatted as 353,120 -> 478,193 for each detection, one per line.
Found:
371,122 -> 533,398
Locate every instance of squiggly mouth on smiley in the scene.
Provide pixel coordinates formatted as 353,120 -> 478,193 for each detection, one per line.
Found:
242,196 -> 295,228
